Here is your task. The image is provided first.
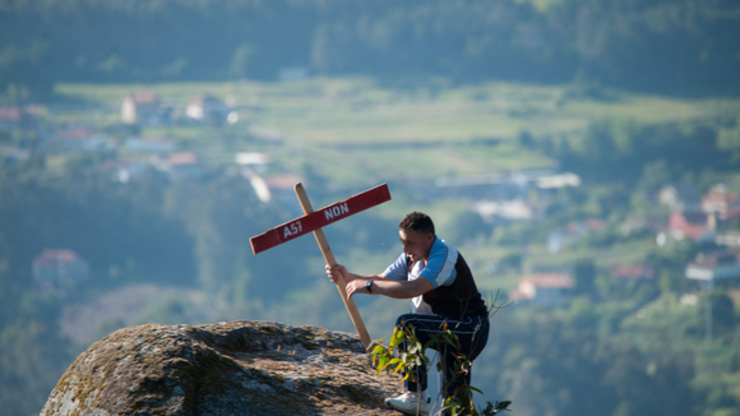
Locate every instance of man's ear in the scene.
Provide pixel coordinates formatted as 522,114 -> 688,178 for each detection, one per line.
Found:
425,233 -> 435,244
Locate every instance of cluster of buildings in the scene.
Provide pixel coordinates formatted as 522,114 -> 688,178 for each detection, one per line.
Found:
434,170 -> 580,223
0,91 -> 240,167
0,104 -> 40,165
664,184 -> 740,289
5,92 -> 304,298
0,91 -> 254,184
509,183 -> 740,307
658,184 -> 740,245
508,264 -> 658,307
120,92 -> 239,125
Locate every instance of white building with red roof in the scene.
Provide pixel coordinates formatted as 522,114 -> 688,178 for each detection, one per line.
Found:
121,92 -> 163,124
32,249 -> 90,296
0,106 -> 21,123
668,210 -> 713,242
263,174 -> 306,215
509,273 -> 574,307
702,185 -> 740,223
160,151 -> 204,180
0,105 -> 40,128
702,185 -> 737,214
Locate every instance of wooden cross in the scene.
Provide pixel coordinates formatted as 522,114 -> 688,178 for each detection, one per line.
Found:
250,183 -> 392,350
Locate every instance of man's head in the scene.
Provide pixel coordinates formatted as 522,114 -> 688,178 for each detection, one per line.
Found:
398,212 -> 436,263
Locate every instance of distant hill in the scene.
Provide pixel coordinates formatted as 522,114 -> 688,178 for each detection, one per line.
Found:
1,0 -> 739,97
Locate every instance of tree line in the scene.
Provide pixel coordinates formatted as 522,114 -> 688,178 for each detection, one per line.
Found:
1,0 -> 739,97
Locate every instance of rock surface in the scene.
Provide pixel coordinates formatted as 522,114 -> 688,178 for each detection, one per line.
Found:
40,320 -> 402,415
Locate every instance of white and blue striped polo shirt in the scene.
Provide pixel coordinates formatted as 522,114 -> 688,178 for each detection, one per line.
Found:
383,237 -> 458,288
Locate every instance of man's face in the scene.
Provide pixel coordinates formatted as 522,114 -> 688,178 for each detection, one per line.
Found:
399,228 -> 434,263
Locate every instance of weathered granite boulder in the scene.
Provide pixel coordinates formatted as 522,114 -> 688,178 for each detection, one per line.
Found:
40,320 -> 402,415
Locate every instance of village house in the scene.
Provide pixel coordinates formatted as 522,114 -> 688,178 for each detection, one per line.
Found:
509,273 -> 574,307
701,185 -> 740,222
439,170 -> 578,223
235,152 -> 270,169
722,200 -> 740,223
685,250 -> 740,286
665,210 -> 715,243
658,184 -> 702,212
264,174 -> 304,193
610,264 -> 655,285
655,185 -> 740,246
52,127 -> 114,153
547,218 -> 608,253
435,169 -> 553,201
121,92 -> 165,125
0,106 -> 21,127
185,94 -> 229,122
0,145 -> 29,165
473,199 -> 544,224
534,172 -> 581,199
715,232 -> 740,247
159,151 -> 204,181
32,249 -> 90,297
260,173 -> 306,216
236,152 -> 272,202
702,185 -> 736,214
0,105 -> 40,130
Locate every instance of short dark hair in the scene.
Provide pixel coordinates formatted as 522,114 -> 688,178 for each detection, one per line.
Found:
399,211 -> 435,235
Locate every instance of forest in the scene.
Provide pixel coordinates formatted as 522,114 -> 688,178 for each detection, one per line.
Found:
1,0 -> 739,96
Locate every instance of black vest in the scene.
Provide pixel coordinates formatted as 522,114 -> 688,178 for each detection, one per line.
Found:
410,253 -> 488,318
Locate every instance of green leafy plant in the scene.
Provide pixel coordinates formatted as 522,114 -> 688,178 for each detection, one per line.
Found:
372,323 -> 512,416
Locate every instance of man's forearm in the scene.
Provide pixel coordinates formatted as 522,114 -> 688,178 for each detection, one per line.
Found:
345,273 -> 388,283
371,279 -> 419,299
348,278 -> 434,299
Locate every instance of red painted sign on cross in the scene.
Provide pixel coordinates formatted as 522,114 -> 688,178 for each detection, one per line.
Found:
250,183 -> 391,254
249,182 -> 392,350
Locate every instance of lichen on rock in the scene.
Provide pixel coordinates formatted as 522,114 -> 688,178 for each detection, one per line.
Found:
40,321 -> 401,415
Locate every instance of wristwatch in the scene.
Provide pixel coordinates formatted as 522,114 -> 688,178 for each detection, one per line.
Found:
365,279 -> 374,293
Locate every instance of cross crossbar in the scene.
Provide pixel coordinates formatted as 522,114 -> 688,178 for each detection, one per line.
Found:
249,183 -> 391,254
248,182 -> 392,350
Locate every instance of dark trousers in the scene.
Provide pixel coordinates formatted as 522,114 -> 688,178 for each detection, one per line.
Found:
395,313 -> 490,400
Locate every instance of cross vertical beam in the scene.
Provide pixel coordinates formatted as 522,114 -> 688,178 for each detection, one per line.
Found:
293,183 -> 372,350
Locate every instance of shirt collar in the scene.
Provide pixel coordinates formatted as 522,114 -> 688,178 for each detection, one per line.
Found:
428,235 -> 443,258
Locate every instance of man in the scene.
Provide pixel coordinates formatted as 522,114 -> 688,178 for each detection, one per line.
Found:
326,211 -> 490,415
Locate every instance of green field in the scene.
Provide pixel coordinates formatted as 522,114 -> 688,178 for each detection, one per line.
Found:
53,78 -> 740,188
